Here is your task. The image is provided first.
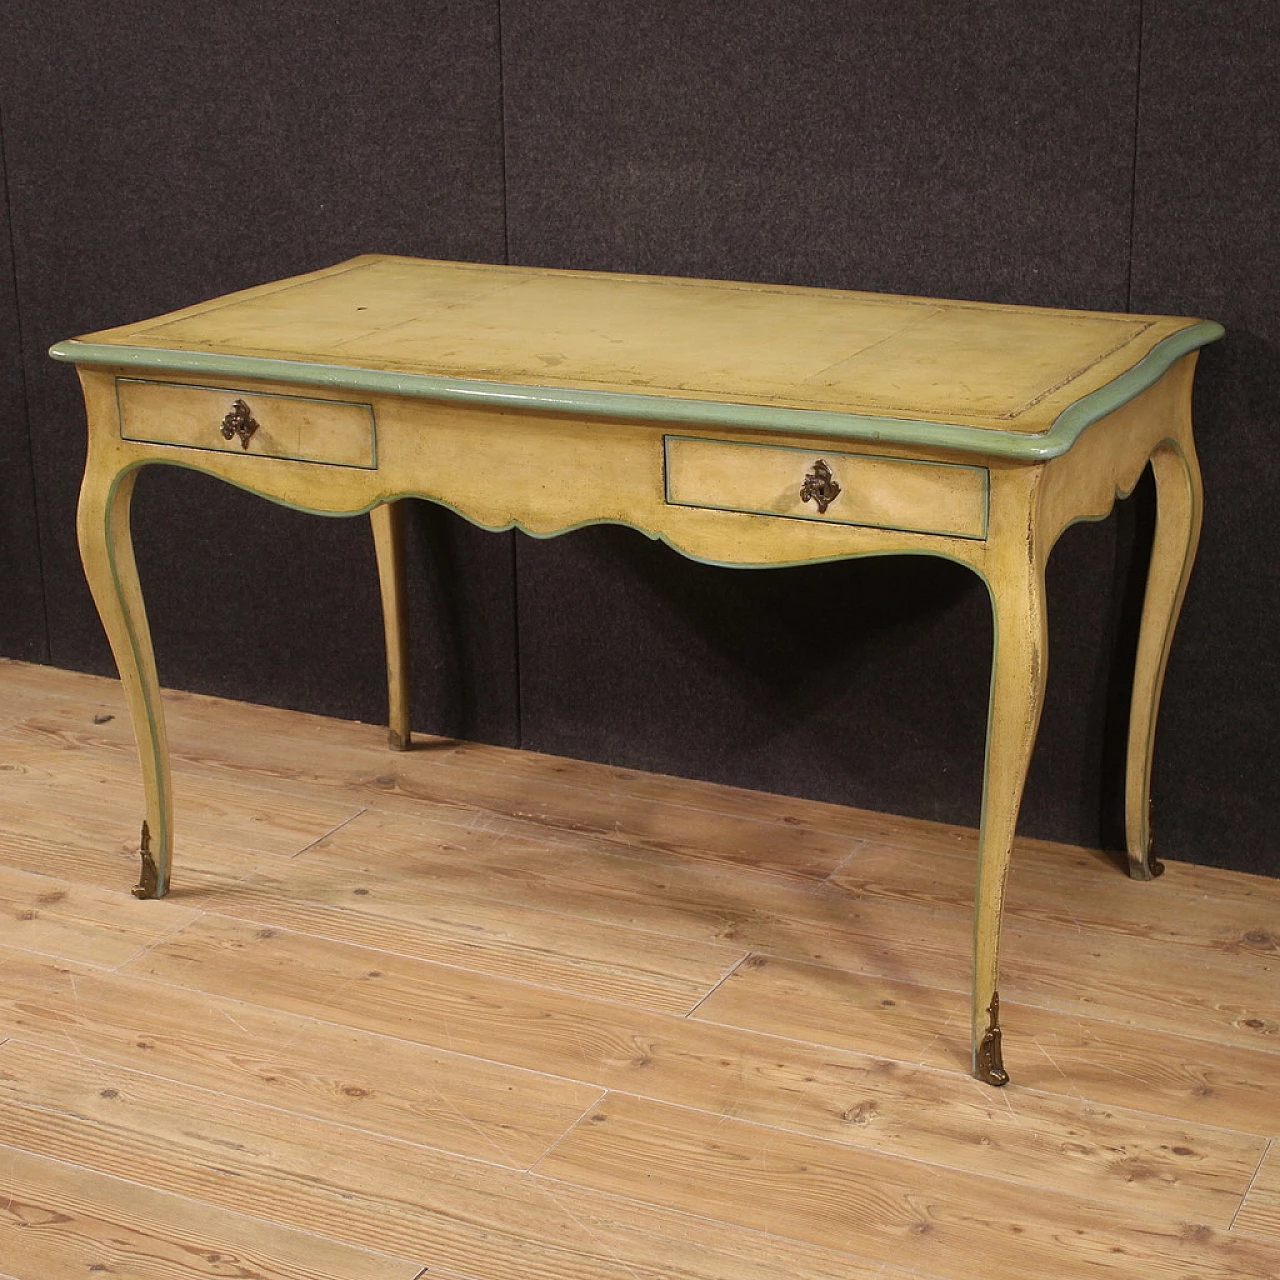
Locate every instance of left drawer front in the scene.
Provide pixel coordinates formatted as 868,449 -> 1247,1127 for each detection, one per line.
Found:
116,379 -> 376,469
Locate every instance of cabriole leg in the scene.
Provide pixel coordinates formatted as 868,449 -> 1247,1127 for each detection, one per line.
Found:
972,551 -> 1048,1085
76,463 -> 173,898
1124,441 -> 1203,880
371,499 -> 412,751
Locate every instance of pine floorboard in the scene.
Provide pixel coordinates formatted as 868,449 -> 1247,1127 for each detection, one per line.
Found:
0,657 -> 1277,1280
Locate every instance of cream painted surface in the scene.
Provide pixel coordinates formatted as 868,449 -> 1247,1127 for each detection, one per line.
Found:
664,436 -> 989,539
117,378 -> 376,468
73,352 -> 1207,1083
88,369 -> 996,569
79,255 -> 1201,433
66,260 -> 1211,1090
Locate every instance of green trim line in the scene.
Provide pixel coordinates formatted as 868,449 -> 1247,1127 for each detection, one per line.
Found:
50,320 -> 1223,461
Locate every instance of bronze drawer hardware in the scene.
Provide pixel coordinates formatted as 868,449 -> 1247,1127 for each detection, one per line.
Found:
800,458 -> 840,513
220,399 -> 260,449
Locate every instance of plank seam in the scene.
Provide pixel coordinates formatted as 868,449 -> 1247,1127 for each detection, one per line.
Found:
289,807 -> 371,859
100,906 -> 217,976
824,840 -> 870,881
1230,1137 -> 1274,1231
684,952 -> 754,1020
524,1088 -> 610,1175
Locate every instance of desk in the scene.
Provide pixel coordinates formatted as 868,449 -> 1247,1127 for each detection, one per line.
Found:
53,256 -> 1222,1085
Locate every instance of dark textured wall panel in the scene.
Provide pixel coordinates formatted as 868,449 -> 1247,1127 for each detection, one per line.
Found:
0,117 -> 46,662
505,0 -> 1145,849
503,0 -> 1139,307
1,2 -> 516,739
2,2 -> 1272,875
517,530 -> 994,826
1128,2 -> 1280,875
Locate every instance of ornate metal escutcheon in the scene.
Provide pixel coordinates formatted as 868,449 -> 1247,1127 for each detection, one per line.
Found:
220,398 -> 260,449
976,992 -> 1010,1086
800,458 -> 841,513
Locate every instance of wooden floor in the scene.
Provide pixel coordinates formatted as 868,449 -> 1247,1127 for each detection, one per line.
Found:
0,659 -> 1278,1280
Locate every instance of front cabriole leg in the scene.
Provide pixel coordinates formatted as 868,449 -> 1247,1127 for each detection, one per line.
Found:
971,529 -> 1048,1086
77,460 -> 173,898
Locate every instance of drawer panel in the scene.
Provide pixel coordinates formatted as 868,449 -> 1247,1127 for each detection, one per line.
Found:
664,436 -> 988,540
117,379 -> 376,469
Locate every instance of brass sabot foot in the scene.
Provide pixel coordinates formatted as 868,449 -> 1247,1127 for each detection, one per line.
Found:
1128,837 -> 1166,881
976,993 -> 1010,1087
131,821 -> 165,899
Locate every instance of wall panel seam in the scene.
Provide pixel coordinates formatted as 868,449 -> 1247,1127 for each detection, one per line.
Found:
497,0 -> 511,267
498,0 -> 523,749
1125,0 -> 1145,314
0,94 -> 52,661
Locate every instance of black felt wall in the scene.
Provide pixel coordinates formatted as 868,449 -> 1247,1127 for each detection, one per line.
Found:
0,2 -> 1274,876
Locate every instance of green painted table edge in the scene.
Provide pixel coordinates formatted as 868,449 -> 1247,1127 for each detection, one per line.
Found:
50,319 -> 1224,462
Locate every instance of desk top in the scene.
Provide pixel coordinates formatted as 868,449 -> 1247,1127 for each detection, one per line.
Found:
52,256 -> 1222,460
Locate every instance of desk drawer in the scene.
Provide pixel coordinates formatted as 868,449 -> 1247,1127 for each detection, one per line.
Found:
117,379 -> 377,469
664,436 -> 988,540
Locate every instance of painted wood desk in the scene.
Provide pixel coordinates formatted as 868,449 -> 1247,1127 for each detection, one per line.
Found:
52,256 -> 1222,1085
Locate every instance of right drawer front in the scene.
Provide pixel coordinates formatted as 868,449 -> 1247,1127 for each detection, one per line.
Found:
664,436 -> 989,540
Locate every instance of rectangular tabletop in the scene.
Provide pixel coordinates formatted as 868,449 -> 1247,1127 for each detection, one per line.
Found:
53,256 -> 1221,461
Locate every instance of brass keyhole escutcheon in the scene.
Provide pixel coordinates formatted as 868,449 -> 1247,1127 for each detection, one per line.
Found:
220,399 -> 260,449
800,458 -> 841,514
